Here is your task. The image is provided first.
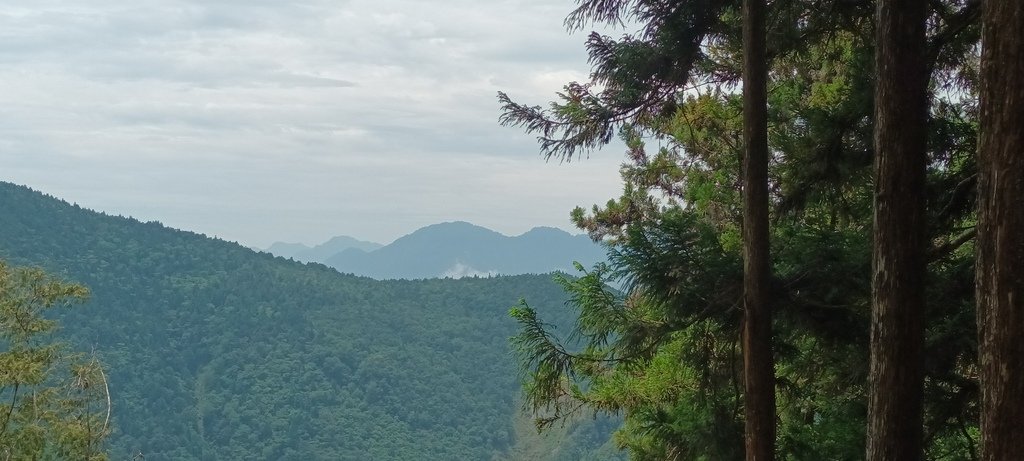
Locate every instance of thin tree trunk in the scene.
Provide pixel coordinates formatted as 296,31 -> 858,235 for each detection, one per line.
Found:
976,1 -> 1024,459
741,0 -> 775,458
866,0 -> 929,460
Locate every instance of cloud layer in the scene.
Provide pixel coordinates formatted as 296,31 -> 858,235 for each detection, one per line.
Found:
0,0 -> 627,246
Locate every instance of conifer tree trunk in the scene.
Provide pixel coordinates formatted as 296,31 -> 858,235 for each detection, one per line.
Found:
866,0 -> 928,460
976,1 -> 1024,459
741,0 -> 775,458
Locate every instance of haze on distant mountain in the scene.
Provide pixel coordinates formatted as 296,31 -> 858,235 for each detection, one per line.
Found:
266,236 -> 383,263
316,221 -> 608,279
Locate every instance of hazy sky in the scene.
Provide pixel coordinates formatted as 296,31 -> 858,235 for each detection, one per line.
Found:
0,0 -> 629,247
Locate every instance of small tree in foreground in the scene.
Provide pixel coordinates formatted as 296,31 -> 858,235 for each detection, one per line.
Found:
1,260 -> 111,460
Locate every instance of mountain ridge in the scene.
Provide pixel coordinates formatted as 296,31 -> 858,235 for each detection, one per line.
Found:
264,221 -> 604,280
266,235 -> 383,262
321,221 -> 605,279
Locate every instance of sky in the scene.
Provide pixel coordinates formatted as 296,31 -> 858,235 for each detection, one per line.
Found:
0,0 -> 629,248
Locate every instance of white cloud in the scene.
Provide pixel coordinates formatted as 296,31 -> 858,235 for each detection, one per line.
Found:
0,0 -> 629,247
442,262 -> 498,279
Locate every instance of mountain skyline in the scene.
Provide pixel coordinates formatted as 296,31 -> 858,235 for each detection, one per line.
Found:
266,235 -> 384,262
1,180 -> 607,281
319,221 -> 606,279
0,175 -> 601,253
262,221 -> 606,280
266,222 -> 596,250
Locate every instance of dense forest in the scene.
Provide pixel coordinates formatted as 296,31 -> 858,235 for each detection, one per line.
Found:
0,181 -> 620,460
500,0 -> 1021,460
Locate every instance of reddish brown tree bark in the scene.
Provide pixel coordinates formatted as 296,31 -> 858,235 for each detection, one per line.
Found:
741,0 -> 775,459
866,0 -> 929,460
976,1 -> 1024,459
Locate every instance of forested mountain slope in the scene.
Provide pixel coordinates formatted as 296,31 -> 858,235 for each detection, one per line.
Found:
0,182 -> 619,461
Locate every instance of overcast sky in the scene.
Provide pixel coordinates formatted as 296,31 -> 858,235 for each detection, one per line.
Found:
0,0 -> 629,247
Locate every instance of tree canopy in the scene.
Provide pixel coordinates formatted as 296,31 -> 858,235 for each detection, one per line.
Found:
503,1 -> 987,460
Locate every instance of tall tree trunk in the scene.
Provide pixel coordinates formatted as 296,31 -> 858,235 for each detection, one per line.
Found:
866,0 -> 929,460
741,0 -> 775,459
976,1 -> 1024,459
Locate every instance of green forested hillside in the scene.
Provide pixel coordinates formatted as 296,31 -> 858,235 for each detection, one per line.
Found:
0,182 -> 620,460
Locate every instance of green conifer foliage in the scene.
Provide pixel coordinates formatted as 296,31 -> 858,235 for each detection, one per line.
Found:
1,261 -> 111,460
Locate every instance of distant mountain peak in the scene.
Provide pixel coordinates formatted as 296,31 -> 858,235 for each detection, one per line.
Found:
413,221 -> 503,234
265,235 -> 382,263
519,226 -> 575,237
262,221 -> 602,279
325,221 -> 606,280
265,241 -> 311,259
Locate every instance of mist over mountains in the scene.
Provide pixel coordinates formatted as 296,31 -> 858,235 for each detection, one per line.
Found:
266,236 -> 384,263
266,221 -> 607,280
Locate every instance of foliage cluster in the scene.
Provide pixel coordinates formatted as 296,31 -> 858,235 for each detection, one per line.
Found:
0,261 -> 110,460
503,1 -> 983,459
